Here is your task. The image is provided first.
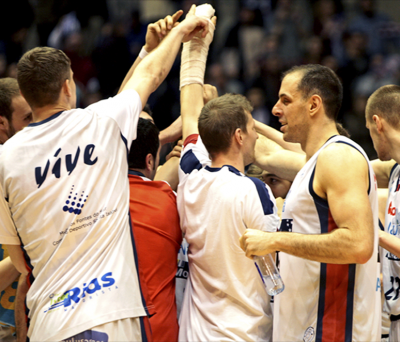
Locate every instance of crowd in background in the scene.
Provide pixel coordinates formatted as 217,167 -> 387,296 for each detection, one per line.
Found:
1,0 -> 400,159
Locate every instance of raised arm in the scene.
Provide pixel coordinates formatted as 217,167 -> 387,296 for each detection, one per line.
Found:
254,134 -> 306,182
122,5 -> 211,108
118,11 -> 183,95
255,120 -> 304,154
241,144 -> 375,264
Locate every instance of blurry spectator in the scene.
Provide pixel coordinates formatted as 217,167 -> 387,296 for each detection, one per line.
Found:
126,10 -> 147,61
48,12 -> 81,49
93,22 -> 131,98
247,87 -> 273,125
312,0 -> 346,59
302,35 -> 324,64
267,0 -> 313,66
348,0 -> 393,56
205,63 -> 244,95
223,4 -> 266,83
337,31 -> 370,118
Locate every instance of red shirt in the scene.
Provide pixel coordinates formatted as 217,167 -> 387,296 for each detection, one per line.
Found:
128,171 -> 182,341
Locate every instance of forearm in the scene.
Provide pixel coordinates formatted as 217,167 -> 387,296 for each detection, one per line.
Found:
379,230 -> 400,258
181,83 -> 204,140
272,229 -> 373,264
255,120 -> 304,154
0,257 -> 20,292
154,157 -> 180,191
159,116 -> 182,145
125,27 -> 185,95
15,274 -> 28,342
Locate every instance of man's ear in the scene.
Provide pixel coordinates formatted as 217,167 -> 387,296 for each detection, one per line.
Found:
0,116 -> 10,129
145,153 -> 154,172
372,115 -> 384,133
234,128 -> 244,146
309,95 -> 323,117
63,79 -> 73,98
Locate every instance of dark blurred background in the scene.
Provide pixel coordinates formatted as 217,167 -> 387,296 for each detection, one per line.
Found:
1,0 -> 400,159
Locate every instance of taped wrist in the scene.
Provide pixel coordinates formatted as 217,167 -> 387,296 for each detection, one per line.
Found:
180,4 -> 215,89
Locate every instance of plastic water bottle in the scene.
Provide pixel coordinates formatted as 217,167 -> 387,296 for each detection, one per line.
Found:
254,254 -> 285,296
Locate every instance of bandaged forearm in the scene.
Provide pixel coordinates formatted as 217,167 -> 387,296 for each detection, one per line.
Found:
180,4 -> 215,89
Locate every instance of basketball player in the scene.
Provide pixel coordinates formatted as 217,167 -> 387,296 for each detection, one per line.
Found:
128,118 -> 182,341
0,7 -> 210,341
240,64 -> 381,341
364,85 -> 400,340
0,77 -> 31,341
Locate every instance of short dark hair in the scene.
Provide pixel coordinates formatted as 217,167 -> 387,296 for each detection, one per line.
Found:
128,118 -> 160,169
366,85 -> 400,128
283,64 -> 343,120
17,47 -> 71,108
198,93 -> 253,158
0,78 -> 20,121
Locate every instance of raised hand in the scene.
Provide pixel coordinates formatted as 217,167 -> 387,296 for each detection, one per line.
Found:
144,10 -> 183,52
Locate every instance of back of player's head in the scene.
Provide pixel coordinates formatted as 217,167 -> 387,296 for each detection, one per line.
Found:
283,64 -> 343,121
366,85 -> 400,129
198,93 -> 253,157
17,47 -> 71,109
128,118 -> 160,169
0,78 -> 20,121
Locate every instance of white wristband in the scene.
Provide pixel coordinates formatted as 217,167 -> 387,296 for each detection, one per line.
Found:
139,47 -> 149,59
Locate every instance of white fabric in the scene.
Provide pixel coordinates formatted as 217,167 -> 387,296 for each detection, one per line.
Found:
274,135 -> 381,342
177,135 -> 279,341
381,164 -> 400,335
390,319 -> 400,342
62,317 -> 143,342
0,89 -> 146,341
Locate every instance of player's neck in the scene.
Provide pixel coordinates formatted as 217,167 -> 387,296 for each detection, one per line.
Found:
302,121 -> 339,161
211,152 -> 245,174
386,128 -> 400,164
32,100 -> 73,124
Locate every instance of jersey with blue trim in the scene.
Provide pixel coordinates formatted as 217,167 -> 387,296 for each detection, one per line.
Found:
275,135 -> 380,342
381,164 -> 400,319
177,134 -> 279,341
0,90 -> 147,341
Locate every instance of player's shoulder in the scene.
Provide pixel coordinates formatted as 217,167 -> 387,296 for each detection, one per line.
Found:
319,138 -> 368,167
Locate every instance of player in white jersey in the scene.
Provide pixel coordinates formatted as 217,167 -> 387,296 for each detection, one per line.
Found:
364,85 -> 400,340
176,7 -> 279,340
0,9 -> 211,341
240,64 -> 381,341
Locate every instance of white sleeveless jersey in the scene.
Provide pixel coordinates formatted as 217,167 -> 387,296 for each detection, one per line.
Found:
274,135 -> 381,342
382,164 -> 400,319
177,134 -> 279,341
0,90 -> 148,341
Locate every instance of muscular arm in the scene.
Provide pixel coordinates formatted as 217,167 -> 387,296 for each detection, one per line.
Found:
371,159 -> 395,188
241,144 -> 375,264
254,134 -> 305,181
0,256 -> 19,292
255,120 -> 304,154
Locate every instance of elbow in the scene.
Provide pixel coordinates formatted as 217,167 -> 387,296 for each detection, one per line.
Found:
353,243 -> 374,264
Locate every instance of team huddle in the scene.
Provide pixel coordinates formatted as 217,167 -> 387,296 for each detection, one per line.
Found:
0,3 -> 399,342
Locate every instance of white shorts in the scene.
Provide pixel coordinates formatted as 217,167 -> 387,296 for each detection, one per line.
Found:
61,316 -> 151,342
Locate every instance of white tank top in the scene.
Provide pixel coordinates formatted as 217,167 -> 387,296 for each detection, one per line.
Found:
274,135 -> 381,342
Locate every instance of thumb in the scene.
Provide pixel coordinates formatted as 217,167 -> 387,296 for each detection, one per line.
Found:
211,16 -> 217,26
188,4 -> 196,15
